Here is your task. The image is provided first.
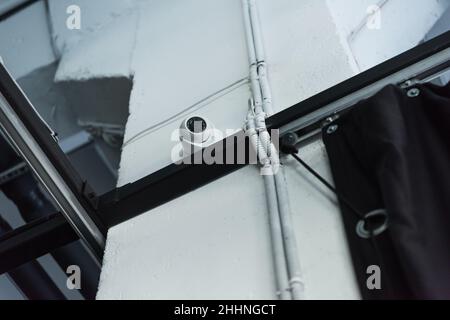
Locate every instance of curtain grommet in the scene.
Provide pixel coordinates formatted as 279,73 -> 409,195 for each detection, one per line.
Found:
356,209 -> 389,239
326,124 -> 338,135
407,88 -> 420,98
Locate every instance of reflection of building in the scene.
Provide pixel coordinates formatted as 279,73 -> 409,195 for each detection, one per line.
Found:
0,0 -> 449,300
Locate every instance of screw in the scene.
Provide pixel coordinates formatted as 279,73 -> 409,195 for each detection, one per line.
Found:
401,80 -> 413,88
280,132 -> 299,154
324,117 -> 334,124
407,88 -> 420,98
326,124 -> 338,135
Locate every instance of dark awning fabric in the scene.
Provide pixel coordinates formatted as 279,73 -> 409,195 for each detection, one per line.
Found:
323,82 -> 450,300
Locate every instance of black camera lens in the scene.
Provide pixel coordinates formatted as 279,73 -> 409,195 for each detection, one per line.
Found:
186,117 -> 207,133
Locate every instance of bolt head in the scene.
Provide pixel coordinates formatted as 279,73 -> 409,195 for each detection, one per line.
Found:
326,124 -> 338,135
407,88 -> 420,98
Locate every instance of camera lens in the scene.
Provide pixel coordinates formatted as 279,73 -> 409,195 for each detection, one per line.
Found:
186,117 -> 207,133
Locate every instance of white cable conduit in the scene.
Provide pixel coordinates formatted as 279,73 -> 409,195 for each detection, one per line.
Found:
243,1 -> 289,299
246,112 -> 291,300
242,0 -> 305,300
273,171 -> 305,300
248,0 -> 274,116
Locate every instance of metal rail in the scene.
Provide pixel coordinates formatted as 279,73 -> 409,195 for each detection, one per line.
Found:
278,49 -> 450,136
0,214 -> 78,275
0,0 -> 40,22
0,65 -> 105,264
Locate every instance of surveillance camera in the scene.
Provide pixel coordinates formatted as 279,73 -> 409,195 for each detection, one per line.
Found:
179,116 -> 215,156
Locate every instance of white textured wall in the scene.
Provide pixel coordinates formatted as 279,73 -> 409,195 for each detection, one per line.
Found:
47,0 -> 138,55
48,0 -> 139,81
97,0 -> 359,300
118,0 -> 358,185
119,0 -> 250,184
328,0 -> 450,71
99,141 -> 360,300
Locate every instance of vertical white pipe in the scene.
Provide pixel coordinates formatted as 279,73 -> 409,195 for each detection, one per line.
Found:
250,65 -> 264,114
274,172 -> 305,300
242,0 -> 257,65
243,0 -> 305,300
263,173 -> 291,300
248,0 -> 274,115
243,0 -> 291,299
258,64 -> 275,116
248,0 -> 266,63
246,113 -> 291,300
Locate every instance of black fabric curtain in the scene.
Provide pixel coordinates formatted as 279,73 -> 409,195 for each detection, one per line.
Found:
323,81 -> 450,299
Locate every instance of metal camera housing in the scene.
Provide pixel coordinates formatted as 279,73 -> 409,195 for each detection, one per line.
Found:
179,116 -> 215,156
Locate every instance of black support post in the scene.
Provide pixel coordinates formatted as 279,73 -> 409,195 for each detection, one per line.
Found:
0,214 -> 78,275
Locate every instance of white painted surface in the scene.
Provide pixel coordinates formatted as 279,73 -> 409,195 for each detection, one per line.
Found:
119,85 -> 250,185
118,0 -> 356,186
50,0 -> 141,82
99,141 -> 359,300
118,0 -> 250,184
328,0 -> 450,71
47,0 -> 137,56
99,165 -> 277,300
54,10 -> 138,81
0,1 -> 55,79
283,142 -> 359,300
256,0 -> 357,111
98,0 -> 359,300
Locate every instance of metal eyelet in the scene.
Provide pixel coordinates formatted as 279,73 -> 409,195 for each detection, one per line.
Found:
356,209 -> 389,239
407,88 -> 420,98
326,124 -> 338,135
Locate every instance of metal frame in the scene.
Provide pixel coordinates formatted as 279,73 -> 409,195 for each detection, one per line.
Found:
0,0 -> 41,22
0,64 -> 106,264
0,214 -> 77,274
0,131 -> 93,187
0,30 -> 449,274
268,31 -> 450,135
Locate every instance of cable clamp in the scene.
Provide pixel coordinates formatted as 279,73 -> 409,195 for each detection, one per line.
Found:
255,114 -> 267,132
289,276 -> 305,287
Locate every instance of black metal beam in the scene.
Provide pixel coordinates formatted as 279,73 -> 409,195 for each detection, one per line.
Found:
98,30 -> 450,229
266,31 -> 450,131
0,215 -> 67,300
98,133 -> 251,227
0,0 -> 41,22
0,214 -> 78,275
